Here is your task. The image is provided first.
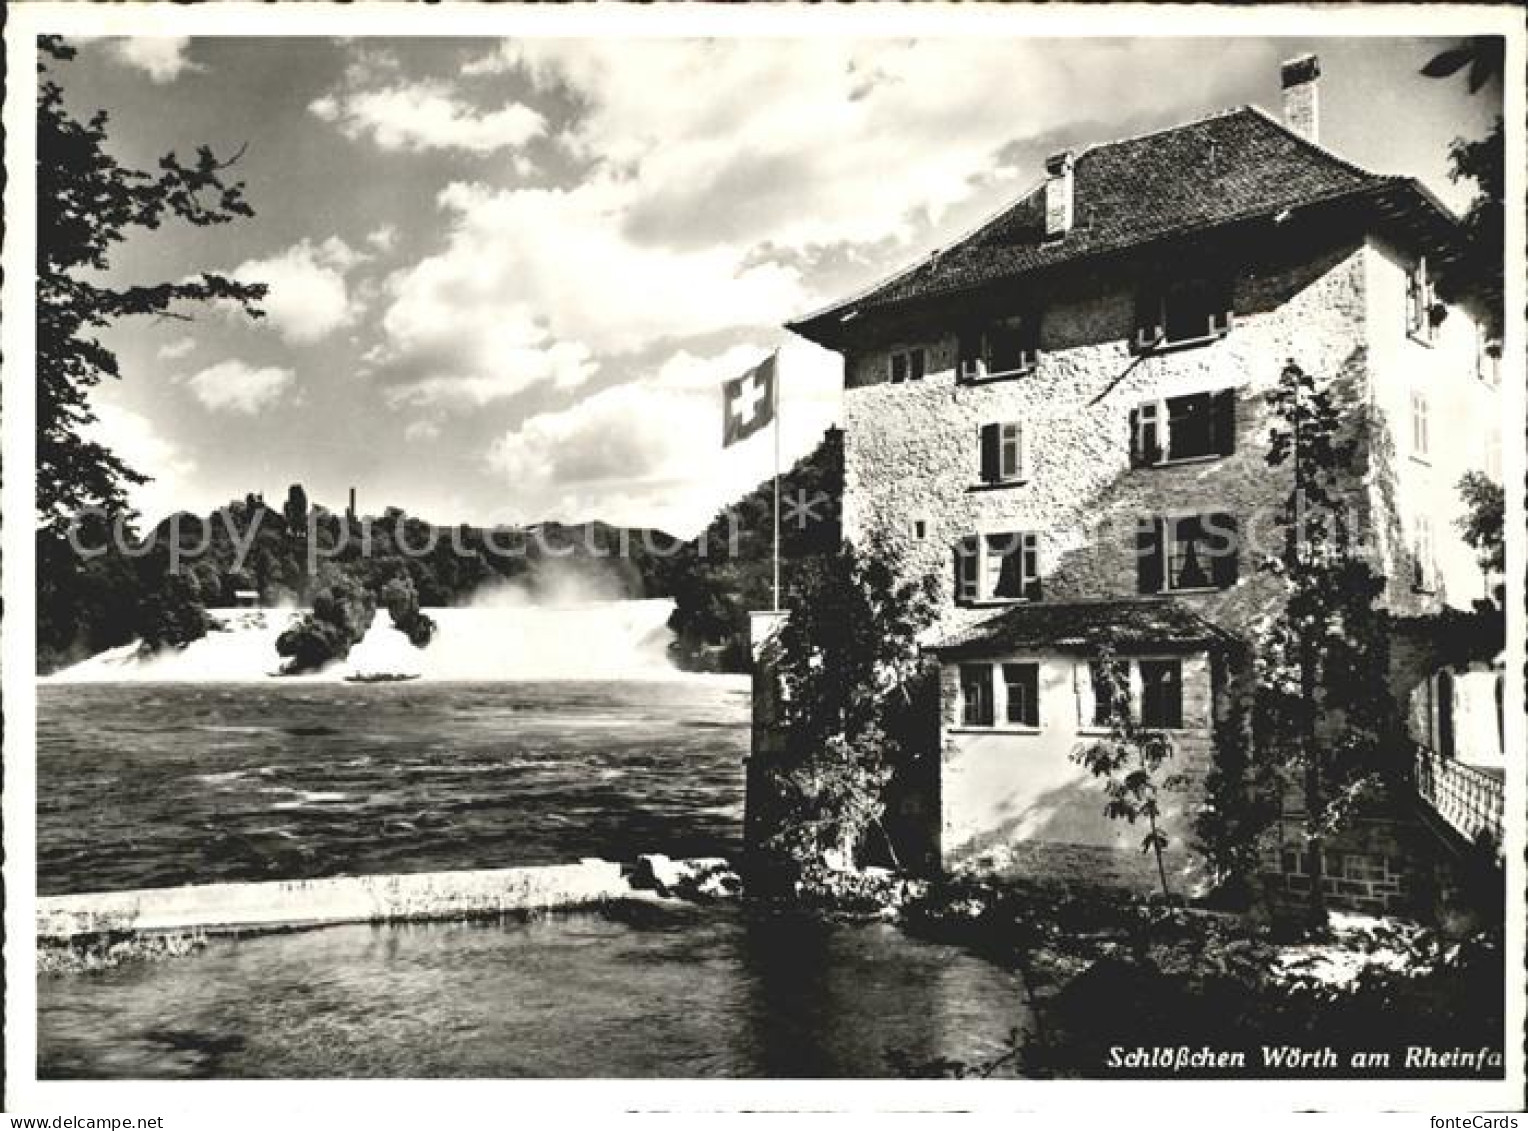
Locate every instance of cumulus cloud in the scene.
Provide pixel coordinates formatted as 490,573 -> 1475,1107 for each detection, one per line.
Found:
108,38 -> 203,84
475,38 -> 1267,252
309,73 -> 545,154
369,179 -> 802,408
157,336 -> 196,360
230,237 -> 362,344
366,224 -> 399,253
484,339 -> 841,535
183,360 -> 296,414
86,402 -> 199,524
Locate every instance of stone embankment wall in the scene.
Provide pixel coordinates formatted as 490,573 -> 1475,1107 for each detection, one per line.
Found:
39,859 -> 637,942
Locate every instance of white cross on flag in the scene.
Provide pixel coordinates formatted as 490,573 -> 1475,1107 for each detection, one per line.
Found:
721,353 -> 777,448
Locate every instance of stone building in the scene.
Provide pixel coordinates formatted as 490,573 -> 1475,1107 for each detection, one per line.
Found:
777,56 -> 1505,903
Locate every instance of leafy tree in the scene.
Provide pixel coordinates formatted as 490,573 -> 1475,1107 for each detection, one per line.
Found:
666,428 -> 843,671
36,36 -> 266,531
1421,41 -> 1503,341
1456,471 -> 1505,588
1441,118 -> 1503,342
135,572 -> 212,652
1252,361 -> 1401,928
36,36 -> 265,666
758,534 -> 938,872
1074,650 -> 1186,900
1421,37 -> 1504,95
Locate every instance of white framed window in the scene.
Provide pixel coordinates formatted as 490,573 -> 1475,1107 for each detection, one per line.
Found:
1083,658 -> 1184,730
1135,278 -> 1233,349
956,661 -> 1041,730
1138,513 -> 1240,594
1412,515 -> 1437,593
955,531 -> 1041,604
1410,388 -> 1430,460
959,315 -> 1040,382
1131,389 -> 1236,466
1406,257 -> 1437,344
978,422 -> 1029,485
959,663 -> 995,727
889,347 -> 927,384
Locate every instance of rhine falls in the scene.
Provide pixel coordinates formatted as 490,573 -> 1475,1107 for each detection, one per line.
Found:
47,599 -> 682,682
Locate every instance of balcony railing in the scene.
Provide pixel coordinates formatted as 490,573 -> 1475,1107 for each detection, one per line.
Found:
1414,745 -> 1505,860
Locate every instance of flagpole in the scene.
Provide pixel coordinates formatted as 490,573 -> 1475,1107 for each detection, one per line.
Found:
772,349 -> 781,613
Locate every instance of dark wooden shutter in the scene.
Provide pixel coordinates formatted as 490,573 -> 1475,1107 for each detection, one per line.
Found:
954,536 -> 979,605
979,424 -> 1000,484
1021,532 -> 1042,601
1137,517 -> 1164,594
1128,407 -> 1143,467
1213,388 -> 1237,456
1210,512 -> 1239,588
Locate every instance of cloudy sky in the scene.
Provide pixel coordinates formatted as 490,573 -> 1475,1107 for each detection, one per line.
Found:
57,34 -> 1498,535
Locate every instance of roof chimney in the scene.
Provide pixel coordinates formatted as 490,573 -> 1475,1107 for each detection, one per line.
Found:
1044,150 -> 1075,240
1281,54 -> 1320,143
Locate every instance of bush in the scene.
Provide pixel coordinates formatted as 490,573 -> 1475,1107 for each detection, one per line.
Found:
380,575 -> 436,649
135,573 -> 212,652
276,572 -> 376,673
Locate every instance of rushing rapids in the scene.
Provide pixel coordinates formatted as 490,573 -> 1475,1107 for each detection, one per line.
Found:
48,599 -> 680,682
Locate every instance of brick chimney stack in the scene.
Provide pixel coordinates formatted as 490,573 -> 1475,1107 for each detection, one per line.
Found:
1044,150 -> 1075,240
347,487 -> 356,521
1281,54 -> 1320,143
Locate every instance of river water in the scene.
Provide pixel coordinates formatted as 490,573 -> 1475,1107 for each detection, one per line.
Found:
40,903 -> 1028,1078
38,665 -> 1030,1078
38,679 -> 748,895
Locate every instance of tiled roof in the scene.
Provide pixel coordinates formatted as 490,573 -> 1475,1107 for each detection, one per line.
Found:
929,598 -> 1241,658
789,106 -> 1459,346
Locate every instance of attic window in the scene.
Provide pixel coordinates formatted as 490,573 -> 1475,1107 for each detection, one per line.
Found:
1135,277 -> 1233,350
889,347 -> 926,384
959,314 -> 1040,381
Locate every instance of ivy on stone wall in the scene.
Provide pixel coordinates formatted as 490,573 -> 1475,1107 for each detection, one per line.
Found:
759,534 -> 938,873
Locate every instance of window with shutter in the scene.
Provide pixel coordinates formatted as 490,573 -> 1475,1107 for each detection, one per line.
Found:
1158,512 -> 1239,592
986,531 -> 1039,602
978,423 -> 1027,485
1131,389 -> 1236,466
979,424 -> 1000,484
1000,423 -> 1024,481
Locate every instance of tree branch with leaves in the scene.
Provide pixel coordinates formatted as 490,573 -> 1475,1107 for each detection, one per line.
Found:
36,35 -> 267,533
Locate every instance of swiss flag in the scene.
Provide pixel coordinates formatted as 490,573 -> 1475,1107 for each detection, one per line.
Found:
721,353 -> 777,448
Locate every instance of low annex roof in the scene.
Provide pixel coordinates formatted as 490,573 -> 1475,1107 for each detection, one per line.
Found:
788,106 -> 1463,349
929,598 -> 1241,658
